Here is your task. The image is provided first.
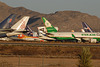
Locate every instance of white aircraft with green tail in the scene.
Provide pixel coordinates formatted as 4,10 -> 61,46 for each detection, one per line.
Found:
41,17 -> 100,43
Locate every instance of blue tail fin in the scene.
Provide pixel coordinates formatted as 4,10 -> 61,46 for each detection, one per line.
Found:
0,14 -> 16,29
25,25 -> 33,36
82,22 -> 93,32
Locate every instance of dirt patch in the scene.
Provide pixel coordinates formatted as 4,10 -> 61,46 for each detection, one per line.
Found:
0,57 -> 100,67
0,45 -> 100,59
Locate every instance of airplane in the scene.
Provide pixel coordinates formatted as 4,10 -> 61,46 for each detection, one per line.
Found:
0,14 -> 16,29
25,25 -> 34,36
0,16 -> 30,38
11,26 -> 46,42
82,22 -> 93,32
41,17 -> 100,43
80,22 -> 95,41
16,34 -> 45,42
37,26 -> 58,41
13,25 -> 59,42
14,26 -> 57,41
0,14 -> 16,40
9,25 -> 45,41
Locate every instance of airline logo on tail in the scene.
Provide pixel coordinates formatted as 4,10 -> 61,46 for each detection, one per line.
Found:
42,17 -> 52,27
18,17 -> 29,30
11,16 -> 30,31
41,17 -> 57,33
7,19 -> 12,23
45,20 -> 52,27
20,20 -> 26,30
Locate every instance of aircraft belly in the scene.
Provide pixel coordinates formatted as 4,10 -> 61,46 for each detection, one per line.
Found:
0,37 -> 12,41
39,36 -> 56,40
6,32 -> 22,37
23,38 -> 35,41
82,38 -> 90,41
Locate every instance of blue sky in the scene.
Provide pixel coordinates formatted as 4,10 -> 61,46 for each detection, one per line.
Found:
0,0 -> 100,17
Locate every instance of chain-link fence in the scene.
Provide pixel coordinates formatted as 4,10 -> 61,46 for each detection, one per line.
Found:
0,55 -> 78,67
0,55 -> 100,67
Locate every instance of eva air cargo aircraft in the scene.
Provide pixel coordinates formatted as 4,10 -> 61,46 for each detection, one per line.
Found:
41,17 -> 100,43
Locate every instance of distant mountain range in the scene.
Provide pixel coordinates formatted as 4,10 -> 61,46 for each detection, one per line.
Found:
0,1 -> 100,32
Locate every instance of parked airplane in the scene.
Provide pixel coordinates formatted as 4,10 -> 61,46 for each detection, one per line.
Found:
11,26 -> 46,42
0,14 -> 16,40
25,25 -> 34,36
16,34 -> 45,42
41,17 -> 76,42
37,26 -> 58,41
13,25 -> 58,41
0,16 -> 30,38
0,14 -> 15,30
82,22 -> 93,32
41,17 -> 100,43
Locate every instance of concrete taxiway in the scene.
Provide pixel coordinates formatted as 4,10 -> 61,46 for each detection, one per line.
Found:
0,41 -> 99,47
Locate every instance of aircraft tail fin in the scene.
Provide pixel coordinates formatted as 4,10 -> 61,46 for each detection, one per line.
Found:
25,25 -> 33,36
0,14 -> 16,29
41,17 -> 57,33
82,22 -> 93,32
11,16 -> 30,31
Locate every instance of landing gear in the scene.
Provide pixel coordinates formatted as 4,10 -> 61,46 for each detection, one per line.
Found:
76,38 -> 82,43
61,40 -> 65,42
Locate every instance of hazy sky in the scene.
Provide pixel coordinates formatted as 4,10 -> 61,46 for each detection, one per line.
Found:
0,0 -> 100,17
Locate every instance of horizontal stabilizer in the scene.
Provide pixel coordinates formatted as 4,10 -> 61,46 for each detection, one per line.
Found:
72,34 -> 75,38
0,29 -> 14,32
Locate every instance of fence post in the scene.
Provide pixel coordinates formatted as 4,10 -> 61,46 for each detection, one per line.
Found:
18,55 -> 20,67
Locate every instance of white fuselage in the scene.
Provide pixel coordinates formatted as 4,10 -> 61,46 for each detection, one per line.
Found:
48,32 -> 100,38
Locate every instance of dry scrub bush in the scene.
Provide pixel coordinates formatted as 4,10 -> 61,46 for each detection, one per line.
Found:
78,47 -> 92,67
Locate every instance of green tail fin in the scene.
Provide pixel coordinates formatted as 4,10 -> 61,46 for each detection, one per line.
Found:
41,17 -> 57,33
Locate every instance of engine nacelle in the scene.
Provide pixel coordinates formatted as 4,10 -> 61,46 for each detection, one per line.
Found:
90,39 -> 97,43
0,33 -> 7,38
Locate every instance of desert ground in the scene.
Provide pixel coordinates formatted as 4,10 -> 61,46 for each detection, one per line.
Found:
0,42 -> 99,67
0,57 -> 100,67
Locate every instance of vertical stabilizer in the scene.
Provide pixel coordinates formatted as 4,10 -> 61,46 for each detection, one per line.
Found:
82,22 -> 93,32
25,25 -> 33,36
0,14 -> 16,29
41,17 -> 57,33
11,16 -> 30,31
